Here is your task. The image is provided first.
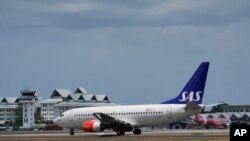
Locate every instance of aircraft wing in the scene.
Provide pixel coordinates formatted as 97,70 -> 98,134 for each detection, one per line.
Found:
185,101 -> 202,111
93,113 -> 133,130
181,119 -> 194,124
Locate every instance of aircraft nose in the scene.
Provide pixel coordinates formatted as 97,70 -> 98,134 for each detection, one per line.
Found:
53,117 -> 60,126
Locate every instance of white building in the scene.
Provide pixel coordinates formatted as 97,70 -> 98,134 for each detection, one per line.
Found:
0,97 -> 18,122
40,98 -> 62,121
40,87 -> 115,121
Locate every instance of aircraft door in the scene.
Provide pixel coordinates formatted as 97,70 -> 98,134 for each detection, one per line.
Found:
167,107 -> 172,118
69,110 -> 75,121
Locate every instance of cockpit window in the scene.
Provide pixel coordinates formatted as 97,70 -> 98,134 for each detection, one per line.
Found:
60,113 -> 64,117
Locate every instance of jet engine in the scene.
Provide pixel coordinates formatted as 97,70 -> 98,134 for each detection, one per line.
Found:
82,120 -> 104,132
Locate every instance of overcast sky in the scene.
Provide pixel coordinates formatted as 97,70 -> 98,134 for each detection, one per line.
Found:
0,0 -> 250,105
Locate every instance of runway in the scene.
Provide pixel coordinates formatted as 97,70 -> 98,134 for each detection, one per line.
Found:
0,130 -> 229,141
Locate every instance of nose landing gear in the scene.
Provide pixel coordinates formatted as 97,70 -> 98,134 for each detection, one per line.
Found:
70,128 -> 74,135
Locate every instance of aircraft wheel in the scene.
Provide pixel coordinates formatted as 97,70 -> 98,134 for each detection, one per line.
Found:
70,129 -> 74,135
133,128 -> 141,135
116,129 -> 125,135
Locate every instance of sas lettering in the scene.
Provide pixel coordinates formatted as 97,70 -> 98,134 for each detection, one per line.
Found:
179,91 -> 202,102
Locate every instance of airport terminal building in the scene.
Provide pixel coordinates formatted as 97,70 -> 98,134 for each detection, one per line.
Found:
0,87 -> 115,129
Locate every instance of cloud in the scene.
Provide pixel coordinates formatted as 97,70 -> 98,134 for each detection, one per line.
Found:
1,0 -> 250,29
0,0 -> 250,104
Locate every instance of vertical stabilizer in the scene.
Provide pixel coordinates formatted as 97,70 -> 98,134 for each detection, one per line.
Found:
161,62 -> 209,104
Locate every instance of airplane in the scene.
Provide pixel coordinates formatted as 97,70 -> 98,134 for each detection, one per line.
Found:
186,114 -> 229,129
53,62 -> 209,135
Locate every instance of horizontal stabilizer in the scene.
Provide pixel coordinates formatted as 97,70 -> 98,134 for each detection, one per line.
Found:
185,101 -> 202,111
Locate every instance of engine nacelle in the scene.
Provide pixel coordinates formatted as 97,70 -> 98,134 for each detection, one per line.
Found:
82,120 -> 103,132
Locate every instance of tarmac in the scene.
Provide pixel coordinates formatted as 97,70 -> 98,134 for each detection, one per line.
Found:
0,130 -> 229,140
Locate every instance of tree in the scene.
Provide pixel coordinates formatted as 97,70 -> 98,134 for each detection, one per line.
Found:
35,115 -> 44,124
14,104 -> 23,129
211,105 -> 224,113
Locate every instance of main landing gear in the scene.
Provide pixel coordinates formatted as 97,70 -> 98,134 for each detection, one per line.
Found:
133,128 -> 141,135
70,128 -> 74,135
116,129 -> 125,135
116,128 -> 142,135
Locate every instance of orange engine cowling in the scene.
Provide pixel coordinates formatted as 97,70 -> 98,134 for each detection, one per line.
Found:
82,120 -> 102,132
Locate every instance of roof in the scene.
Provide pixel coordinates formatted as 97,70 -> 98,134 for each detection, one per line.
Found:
219,113 -> 231,119
241,113 -> 250,118
71,94 -> 83,101
50,89 -> 71,98
0,97 -> 18,104
95,95 -> 110,102
1,98 -> 7,103
211,113 -> 219,118
19,95 -> 38,100
246,113 -> 250,117
6,97 -> 18,104
231,112 -> 243,118
40,98 -> 63,104
239,112 -> 247,116
53,102 -> 116,107
74,87 -> 88,94
197,112 -> 250,121
199,114 -> 209,119
83,94 -> 96,101
66,95 -> 73,100
64,94 -> 111,102
20,89 -> 37,96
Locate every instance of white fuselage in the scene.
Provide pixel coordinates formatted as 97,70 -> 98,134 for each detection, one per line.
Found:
54,104 -> 203,129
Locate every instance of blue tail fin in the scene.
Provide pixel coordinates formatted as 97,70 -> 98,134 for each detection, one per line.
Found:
160,62 -> 209,104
